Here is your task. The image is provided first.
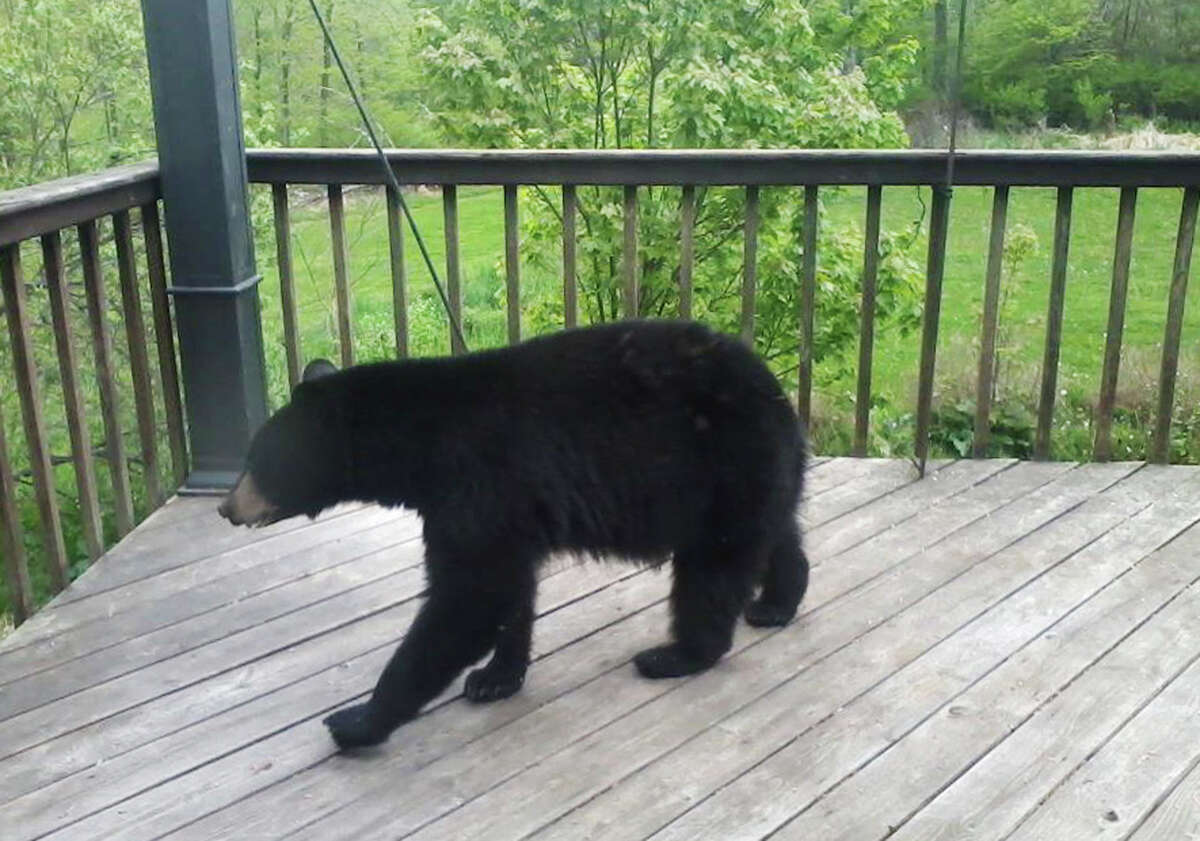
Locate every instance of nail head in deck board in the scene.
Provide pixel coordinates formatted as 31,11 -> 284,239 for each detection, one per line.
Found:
327,184 -> 355,367
1035,186 -> 1075,461
854,185 -> 883,457
0,400 -> 33,624
141,201 -> 187,487
679,185 -> 696,320
113,209 -> 162,507
740,185 -> 760,345
41,231 -> 104,562
1152,187 -> 1199,464
271,183 -> 303,385
1093,186 -> 1138,462
798,185 -> 818,427
1,244 -> 70,592
561,185 -> 578,329
623,185 -> 639,318
77,220 -> 134,536
385,186 -> 409,358
973,185 -> 1010,459
914,186 -> 951,470
504,184 -> 521,344
443,185 -> 465,354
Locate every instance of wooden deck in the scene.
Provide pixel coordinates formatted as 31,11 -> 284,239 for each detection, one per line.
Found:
3,457 -> 1200,840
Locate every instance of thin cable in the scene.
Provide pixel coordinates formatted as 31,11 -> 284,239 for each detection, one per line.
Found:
306,0 -> 469,353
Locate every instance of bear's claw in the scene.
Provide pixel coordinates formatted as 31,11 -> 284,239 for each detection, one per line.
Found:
463,665 -> 525,703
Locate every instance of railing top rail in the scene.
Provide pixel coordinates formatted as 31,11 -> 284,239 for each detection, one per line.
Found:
0,162 -> 161,247
245,148 -> 1200,188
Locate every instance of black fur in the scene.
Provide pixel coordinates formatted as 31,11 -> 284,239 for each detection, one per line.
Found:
229,320 -> 808,751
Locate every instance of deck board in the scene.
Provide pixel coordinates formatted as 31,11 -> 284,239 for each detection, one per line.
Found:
4,458 -> 1200,841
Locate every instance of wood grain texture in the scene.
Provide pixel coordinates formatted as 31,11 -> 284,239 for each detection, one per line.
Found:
140,202 -> 187,487
113,209 -> 161,507
327,185 -> 354,367
1,244 -> 69,591
77,220 -> 133,536
678,185 -> 695,320
853,185 -> 882,456
0,399 -> 32,623
1092,186 -> 1138,461
623,185 -> 638,318
561,185 -> 578,328
385,186 -> 409,358
41,231 -> 103,561
973,185 -> 1009,458
442,185 -> 464,354
740,185 -> 759,345
1035,187 -> 1074,460
4,460 -> 1200,841
272,184 -> 303,384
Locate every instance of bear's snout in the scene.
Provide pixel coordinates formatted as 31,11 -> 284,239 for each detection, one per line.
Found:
219,473 -> 279,527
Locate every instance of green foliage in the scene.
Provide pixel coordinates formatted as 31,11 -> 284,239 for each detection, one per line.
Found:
415,0 -> 925,367
0,0 -> 151,187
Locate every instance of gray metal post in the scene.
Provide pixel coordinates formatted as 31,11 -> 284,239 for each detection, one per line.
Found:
141,0 -> 269,493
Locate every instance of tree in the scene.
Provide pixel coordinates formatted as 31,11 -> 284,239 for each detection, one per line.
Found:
416,0 -> 925,371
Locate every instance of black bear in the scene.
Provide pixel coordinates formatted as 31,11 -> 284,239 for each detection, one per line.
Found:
219,320 -> 807,750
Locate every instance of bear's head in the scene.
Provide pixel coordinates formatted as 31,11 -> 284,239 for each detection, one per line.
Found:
218,359 -> 345,527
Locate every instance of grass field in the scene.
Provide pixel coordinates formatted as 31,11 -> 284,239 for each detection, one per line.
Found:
253,182 -> 1200,431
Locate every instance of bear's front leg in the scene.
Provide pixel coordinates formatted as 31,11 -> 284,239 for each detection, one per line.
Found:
324,591 -> 500,751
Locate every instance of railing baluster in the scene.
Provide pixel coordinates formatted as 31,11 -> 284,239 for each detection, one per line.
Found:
113,210 -> 162,507
973,186 -> 1010,458
562,185 -> 578,329
141,202 -> 187,487
385,186 -> 408,358
0,399 -> 32,623
78,220 -> 134,537
271,184 -> 303,386
327,184 -> 354,367
42,231 -> 103,560
1093,187 -> 1138,462
741,186 -> 760,345
504,185 -> 521,344
914,186 -> 952,471
443,185 -> 465,354
623,185 -> 638,319
1035,187 -> 1074,461
798,185 -> 818,429
679,185 -> 696,321
1152,187 -> 1199,464
1,244 -> 69,591
854,185 -> 883,457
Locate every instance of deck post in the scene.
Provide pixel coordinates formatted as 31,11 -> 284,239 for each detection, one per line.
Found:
140,0 -> 269,493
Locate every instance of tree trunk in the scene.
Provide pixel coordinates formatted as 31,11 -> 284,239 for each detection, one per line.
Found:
933,0 -> 948,96
279,0 -> 295,145
253,6 -> 264,121
319,0 -> 337,146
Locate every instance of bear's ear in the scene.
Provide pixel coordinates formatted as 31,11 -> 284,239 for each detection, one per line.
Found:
298,359 -> 338,388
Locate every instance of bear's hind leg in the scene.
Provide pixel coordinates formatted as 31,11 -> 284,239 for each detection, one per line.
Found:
324,588 -> 502,750
634,543 -> 758,679
745,519 -> 808,627
464,567 -> 535,703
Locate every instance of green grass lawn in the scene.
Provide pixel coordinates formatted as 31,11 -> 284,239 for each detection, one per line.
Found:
256,181 -> 1199,424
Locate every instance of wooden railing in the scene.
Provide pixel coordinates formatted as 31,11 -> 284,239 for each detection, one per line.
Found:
0,164 -> 186,624
3,148 -> 1199,625
246,148 -> 1200,463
